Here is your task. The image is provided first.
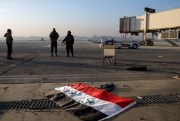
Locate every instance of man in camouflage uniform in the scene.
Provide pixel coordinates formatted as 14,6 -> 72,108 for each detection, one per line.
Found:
62,30 -> 74,57
49,28 -> 59,56
4,29 -> 13,59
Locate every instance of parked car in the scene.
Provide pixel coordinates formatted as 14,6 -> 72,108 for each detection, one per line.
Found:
99,38 -> 140,49
115,40 -> 140,49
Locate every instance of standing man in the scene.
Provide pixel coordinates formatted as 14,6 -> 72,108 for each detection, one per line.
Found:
4,29 -> 13,59
62,30 -> 74,57
49,28 -> 59,56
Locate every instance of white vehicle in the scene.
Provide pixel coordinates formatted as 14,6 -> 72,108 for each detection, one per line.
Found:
115,40 -> 140,49
99,38 -> 140,49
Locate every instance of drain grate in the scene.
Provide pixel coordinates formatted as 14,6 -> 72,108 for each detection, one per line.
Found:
0,94 -> 180,110
0,99 -> 59,110
129,94 -> 180,105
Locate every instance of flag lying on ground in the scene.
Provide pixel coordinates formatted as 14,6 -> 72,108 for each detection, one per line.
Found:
46,83 -> 136,121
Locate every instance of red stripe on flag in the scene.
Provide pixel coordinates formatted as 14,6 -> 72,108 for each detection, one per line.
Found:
69,83 -> 134,108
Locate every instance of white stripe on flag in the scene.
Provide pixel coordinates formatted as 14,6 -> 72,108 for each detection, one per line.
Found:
55,86 -> 136,116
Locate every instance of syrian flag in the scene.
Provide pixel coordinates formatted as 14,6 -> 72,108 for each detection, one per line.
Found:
47,83 -> 136,121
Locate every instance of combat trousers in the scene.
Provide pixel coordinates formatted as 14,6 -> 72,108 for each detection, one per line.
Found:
66,44 -> 74,57
51,41 -> 57,54
7,43 -> 12,58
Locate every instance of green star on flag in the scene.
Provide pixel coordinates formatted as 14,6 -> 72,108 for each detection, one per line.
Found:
85,98 -> 95,105
69,91 -> 77,96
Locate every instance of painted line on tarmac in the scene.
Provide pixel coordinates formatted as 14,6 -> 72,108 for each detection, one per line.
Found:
0,73 -> 163,80
0,55 -> 39,76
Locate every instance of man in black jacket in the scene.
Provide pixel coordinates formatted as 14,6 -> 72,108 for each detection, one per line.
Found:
49,28 -> 59,56
4,29 -> 13,59
62,31 -> 74,57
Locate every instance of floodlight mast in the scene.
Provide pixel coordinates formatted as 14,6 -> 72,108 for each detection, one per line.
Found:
143,7 -> 156,45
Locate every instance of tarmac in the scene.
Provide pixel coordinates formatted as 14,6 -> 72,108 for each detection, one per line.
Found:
0,40 -> 180,121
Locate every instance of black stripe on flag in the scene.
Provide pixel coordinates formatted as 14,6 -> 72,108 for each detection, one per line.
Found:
46,91 -> 108,121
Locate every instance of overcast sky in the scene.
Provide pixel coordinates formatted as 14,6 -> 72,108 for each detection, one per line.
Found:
0,0 -> 180,37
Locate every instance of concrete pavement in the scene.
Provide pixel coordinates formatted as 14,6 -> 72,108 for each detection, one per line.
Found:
0,41 -> 180,121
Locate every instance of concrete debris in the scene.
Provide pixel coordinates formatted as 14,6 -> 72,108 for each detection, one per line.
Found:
173,76 -> 180,80
98,83 -> 115,92
127,66 -> 150,71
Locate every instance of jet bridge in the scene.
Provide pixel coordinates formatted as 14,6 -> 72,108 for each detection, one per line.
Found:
120,8 -> 180,46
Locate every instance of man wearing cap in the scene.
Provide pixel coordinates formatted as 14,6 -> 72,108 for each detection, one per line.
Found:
49,28 -> 59,56
62,30 -> 74,57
